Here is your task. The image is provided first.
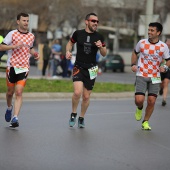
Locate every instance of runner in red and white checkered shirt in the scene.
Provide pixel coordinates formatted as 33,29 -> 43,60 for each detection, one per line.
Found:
131,22 -> 170,130
0,13 -> 40,128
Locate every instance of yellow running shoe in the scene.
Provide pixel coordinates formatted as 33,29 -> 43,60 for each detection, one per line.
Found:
142,121 -> 151,131
135,108 -> 142,121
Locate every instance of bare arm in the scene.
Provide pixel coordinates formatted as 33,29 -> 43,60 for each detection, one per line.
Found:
65,40 -> 74,60
94,40 -> 107,56
131,51 -> 138,72
30,48 -> 40,60
0,42 -> 23,51
99,46 -> 107,57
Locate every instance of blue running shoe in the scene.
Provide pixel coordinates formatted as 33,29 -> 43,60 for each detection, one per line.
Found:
5,105 -> 13,122
69,113 -> 77,127
78,117 -> 85,128
9,117 -> 19,128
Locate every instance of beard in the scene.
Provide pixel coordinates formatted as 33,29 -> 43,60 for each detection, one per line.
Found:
88,24 -> 97,33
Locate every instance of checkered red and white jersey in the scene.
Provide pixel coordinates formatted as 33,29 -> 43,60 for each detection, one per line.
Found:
135,39 -> 170,77
3,29 -> 35,68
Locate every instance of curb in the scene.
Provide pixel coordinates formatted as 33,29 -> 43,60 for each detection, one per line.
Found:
0,92 -> 134,100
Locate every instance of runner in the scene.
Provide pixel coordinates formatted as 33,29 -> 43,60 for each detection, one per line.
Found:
66,12 -> 107,128
159,39 -> 170,106
0,13 -> 40,128
131,22 -> 170,130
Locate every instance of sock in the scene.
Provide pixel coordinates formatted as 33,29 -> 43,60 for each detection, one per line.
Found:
7,105 -> 12,110
71,113 -> 77,117
138,106 -> 143,110
142,120 -> 147,123
13,116 -> 18,119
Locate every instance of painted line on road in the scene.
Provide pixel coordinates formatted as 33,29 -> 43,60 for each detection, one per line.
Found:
88,112 -> 133,115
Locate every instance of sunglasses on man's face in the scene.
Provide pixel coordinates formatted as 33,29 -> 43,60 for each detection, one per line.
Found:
88,19 -> 99,24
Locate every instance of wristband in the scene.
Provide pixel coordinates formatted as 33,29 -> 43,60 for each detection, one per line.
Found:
131,64 -> 136,67
34,52 -> 38,57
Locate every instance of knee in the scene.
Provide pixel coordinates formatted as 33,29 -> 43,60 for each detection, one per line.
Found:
15,90 -> 23,97
7,89 -> 14,97
82,94 -> 90,103
135,99 -> 143,106
147,99 -> 155,107
73,91 -> 81,99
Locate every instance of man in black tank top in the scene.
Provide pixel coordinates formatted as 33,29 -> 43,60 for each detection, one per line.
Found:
66,12 -> 107,128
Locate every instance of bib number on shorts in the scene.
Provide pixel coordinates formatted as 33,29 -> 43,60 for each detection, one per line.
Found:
151,77 -> 161,84
88,66 -> 98,80
14,67 -> 29,74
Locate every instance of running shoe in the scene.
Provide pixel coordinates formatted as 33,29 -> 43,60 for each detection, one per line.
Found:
142,121 -> 151,131
135,107 -> 142,121
9,117 -> 19,128
162,100 -> 166,106
78,117 -> 85,128
69,113 -> 77,127
5,105 -> 13,122
159,88 -> 163,95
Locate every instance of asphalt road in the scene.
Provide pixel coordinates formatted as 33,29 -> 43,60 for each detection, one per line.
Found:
0,98 -> 170,170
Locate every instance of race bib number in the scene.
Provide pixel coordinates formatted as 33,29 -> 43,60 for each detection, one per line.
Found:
88,66 -> 98,80
14,67 -> 29,74
151,77 -> 161,84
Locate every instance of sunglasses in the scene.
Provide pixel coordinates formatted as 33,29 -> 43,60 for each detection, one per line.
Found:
88,19 -> 99,24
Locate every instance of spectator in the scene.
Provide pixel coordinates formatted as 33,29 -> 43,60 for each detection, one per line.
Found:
42,40 -> 51,77
51,39 -> 62,78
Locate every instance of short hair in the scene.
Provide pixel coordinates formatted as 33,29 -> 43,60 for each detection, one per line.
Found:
17,13 -> 29,20
149,22 -> 163,35
85,13 -> 97,20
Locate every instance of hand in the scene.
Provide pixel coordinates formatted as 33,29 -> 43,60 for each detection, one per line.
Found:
131,65 -> 137,72
160,65 -> 168,73
94,40 -> 103,48
66,51 -> 72,60
34,52 -> 40,60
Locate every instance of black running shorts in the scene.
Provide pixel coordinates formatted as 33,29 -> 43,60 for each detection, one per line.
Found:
72,65 -> 96,90
6,67 -> 28,87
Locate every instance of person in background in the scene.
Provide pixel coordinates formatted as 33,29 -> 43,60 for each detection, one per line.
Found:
42,40 -> 51,77
0,13 -> 40,128
51,39 -> 62,78
131,22 -> 170,131
159,39 -> 170,106
66,12 -> 107,128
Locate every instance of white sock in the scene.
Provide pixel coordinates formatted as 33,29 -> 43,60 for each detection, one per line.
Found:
7,105 -> 12,110
13,116 -> 18,119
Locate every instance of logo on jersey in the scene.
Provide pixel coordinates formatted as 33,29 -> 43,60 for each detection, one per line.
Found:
84,36 -> 92,54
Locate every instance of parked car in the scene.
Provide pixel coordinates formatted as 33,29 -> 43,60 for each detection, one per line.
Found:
99,54 -> 125,72
0,53 -> 7,70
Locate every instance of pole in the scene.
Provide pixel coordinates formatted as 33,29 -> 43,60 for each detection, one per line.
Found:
145,0 -> 154,38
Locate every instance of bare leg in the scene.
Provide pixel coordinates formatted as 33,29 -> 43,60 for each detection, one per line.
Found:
6,86 -> 15,107
144,96 -> 157,121
162,78 -> 169,101
72,81 -> 83,113
13,84 -> 24,117
135,94 -> 145,108
80,87 -> 91,118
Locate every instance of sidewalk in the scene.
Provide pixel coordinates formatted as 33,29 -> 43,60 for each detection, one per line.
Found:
0,92 -> 134,100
